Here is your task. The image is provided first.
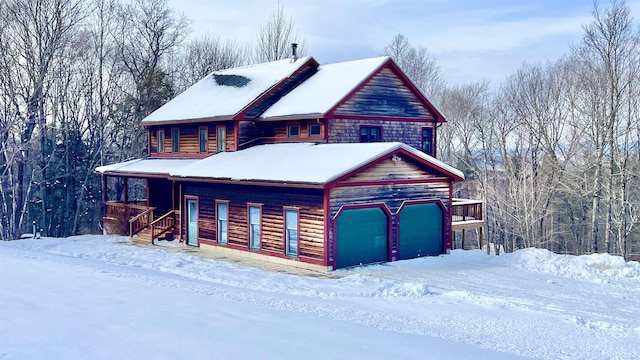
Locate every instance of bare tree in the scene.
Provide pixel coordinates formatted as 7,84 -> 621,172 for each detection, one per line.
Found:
571,0 -> 640,254
111,0 -> 190,160
172,33 -> 248,92
0,0 -> 88,239
255,2 -> 307,62
384,34 -> 443,100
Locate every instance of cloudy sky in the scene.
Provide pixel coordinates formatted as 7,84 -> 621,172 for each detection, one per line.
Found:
167,0 -> 640,85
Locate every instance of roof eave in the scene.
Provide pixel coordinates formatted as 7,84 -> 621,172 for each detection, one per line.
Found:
168,175 -> 325,189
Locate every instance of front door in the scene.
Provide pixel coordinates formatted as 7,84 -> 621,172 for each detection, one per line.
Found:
186,198 -> 198,246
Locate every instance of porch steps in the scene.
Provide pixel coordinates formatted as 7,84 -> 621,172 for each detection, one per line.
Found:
131,228 -> 153,245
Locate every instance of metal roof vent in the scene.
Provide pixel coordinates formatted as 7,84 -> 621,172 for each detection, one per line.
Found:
290,43 -> 298,63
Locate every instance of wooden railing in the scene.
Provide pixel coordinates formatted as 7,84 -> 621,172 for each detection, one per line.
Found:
129,207 -> 155,236
451,198 -> 483,221
104,201 -> 152,235
105,201 -> 149,219
150,210 -> 176,241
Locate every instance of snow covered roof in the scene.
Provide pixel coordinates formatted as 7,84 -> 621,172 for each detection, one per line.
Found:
95,158 -> 198,176
261,56 -> 390,119
140,57 -> 314,124
170,142 -> 463,184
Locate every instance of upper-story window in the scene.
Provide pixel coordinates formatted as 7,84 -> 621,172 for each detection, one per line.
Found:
157,129 -> 165,153
217,126 -> 226,152
288,123 -> 300,137
199,127 -> 208,153
422,127 -> 434,156
171,129 -> 179,153
308,123 -> 321,137
360,126 -> 382,143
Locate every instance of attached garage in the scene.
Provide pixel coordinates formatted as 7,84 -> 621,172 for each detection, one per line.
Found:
335,206 -> 389,268
397,202 -> 444,259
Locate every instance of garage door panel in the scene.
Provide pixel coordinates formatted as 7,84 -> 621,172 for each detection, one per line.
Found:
398,203 -> 443,259
336,207 -> 388,268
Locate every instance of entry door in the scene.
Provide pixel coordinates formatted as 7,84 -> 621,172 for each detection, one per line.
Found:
186,199 -> 198,246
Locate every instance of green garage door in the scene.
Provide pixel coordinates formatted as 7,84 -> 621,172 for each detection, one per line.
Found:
336,207 -> 388,268
398,203 -> 443,259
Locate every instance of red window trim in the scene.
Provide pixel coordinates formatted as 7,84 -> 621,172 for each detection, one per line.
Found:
198,126 -> 208,153
216,125 -> 226,152
170,127 -> 180,153
247,203 -> 263,251
215,199 -> 230,244
359,125 -> 383,142
283,206 -> 300,257
157,129 -> 165,153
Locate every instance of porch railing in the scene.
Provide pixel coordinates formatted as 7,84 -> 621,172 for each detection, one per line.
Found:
104,201 -> 152,235
129,207 -> 155,236
150,210 -> 176,241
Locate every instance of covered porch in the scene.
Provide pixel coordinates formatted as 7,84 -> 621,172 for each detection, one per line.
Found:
96,158 -> 196,243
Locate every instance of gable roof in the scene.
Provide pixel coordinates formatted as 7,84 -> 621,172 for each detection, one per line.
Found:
260,56 -> 390,119
140,57 -> 315,125
261,56 -> 446,122
170,142 -> 463,185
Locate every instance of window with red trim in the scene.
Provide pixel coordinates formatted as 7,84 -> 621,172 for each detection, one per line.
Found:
360,126 -> 382,143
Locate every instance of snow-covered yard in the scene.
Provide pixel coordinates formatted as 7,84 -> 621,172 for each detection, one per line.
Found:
1,235 -> 639,359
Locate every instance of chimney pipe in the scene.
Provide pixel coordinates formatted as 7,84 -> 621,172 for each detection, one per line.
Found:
291,43 -> 298,62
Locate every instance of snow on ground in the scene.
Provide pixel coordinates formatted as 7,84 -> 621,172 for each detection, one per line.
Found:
1,236 -> 639,359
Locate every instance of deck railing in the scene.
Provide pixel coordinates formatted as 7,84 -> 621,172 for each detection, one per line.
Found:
451,198 -> 483,222
104,201 -> 152,235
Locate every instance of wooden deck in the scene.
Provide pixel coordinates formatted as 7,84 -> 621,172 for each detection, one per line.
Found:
451,198 -> 484,248
451,198 -> 484,230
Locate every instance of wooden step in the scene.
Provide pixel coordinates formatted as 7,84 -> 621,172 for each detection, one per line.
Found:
131,228 -> 153,244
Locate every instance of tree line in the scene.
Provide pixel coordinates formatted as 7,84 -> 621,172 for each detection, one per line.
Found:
1,0 -> 638,261
388,0 -> 639,259
0,0 -> 302,240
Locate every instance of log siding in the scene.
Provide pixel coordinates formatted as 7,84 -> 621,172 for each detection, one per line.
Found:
148,122 -> 235,156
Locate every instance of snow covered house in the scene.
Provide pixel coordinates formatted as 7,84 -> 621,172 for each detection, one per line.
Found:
96,51 -> 483,271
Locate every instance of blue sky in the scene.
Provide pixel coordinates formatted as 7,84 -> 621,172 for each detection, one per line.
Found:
168,0 -> 640,84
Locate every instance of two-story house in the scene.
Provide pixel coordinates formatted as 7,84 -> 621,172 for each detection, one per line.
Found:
96,51 -> 483,271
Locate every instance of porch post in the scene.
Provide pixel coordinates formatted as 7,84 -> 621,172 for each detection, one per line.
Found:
102,175 -> 108,216
123,178 -> 129,204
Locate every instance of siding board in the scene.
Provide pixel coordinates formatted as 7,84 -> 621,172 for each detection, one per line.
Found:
182,182 -> 325,261
335,68 -> 434,119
